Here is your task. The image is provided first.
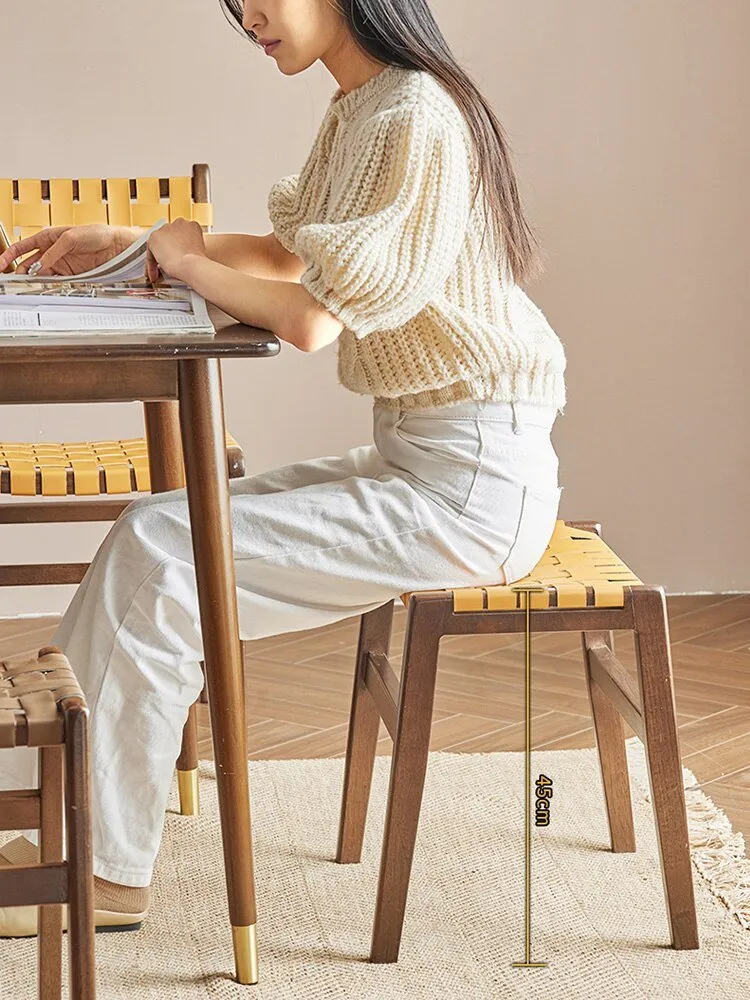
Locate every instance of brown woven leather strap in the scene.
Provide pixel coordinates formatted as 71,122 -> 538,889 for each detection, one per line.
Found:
0,646 -> 85,748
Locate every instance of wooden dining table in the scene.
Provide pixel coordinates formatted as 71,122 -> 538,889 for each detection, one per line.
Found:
0,304 -> 280,985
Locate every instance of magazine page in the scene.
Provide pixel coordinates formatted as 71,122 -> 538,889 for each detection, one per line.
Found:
0,276 -> 215,336
0,219 -> 166,283
36,310 -> 209,332
0,221 -> 217,336
0,278 -> 193,311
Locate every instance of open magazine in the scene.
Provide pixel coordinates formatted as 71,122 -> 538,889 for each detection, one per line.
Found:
0,219 -> 215,337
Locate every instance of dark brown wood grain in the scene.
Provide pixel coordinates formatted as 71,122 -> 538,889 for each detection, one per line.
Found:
582,630 -> 637,852
0,863 -> 68,906
38,745 -> 65,1000
177,357 -> 257,933
337,599 -> 395,865
0,789 -> 40,830
63,700 -> 96,998
369,596 -> 443,963
143,397 -> 201,785
632,589 -> 699,948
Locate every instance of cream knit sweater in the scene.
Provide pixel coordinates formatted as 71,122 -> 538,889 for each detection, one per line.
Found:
268,63 -> 567,414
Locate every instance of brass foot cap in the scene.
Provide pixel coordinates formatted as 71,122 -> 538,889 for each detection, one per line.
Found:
232,924 -> 259,985
177,768 -> 200,816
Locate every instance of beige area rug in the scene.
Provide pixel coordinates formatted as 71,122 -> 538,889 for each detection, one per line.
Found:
1,736 -> 749,999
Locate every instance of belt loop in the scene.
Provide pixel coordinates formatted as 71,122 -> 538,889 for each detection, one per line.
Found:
511,401 -> 524,435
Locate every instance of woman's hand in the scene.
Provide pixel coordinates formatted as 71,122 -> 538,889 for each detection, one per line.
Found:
0,224 -> 138,276
145,219 -> 207,284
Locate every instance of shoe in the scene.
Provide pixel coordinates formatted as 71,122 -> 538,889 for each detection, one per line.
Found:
0,904 -> 147,938
0,837 -> 149,938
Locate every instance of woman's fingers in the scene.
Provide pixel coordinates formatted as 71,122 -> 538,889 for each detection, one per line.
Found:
0,235 -> 44,272
13,249 -> 45,274
15,250 -> 44,274
35,249 -> 75,277
0,227 -> 70,273
145,247 -> 161,284
33,233 -> 77,276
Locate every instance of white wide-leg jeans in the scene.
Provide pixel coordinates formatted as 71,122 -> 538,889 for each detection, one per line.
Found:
0,398 -> 563,886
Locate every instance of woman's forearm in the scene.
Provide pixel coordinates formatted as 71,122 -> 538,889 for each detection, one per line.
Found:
177,252 -> 339,351
120,227 -> 288,280
203,233 -> 280,279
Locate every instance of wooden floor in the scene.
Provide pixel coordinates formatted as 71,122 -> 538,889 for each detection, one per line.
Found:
2,593 -> 749,840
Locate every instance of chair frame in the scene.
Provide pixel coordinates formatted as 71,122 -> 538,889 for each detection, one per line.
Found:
0,163 -> 242,817
0,645 -> 95,999
336,519 -> 699,962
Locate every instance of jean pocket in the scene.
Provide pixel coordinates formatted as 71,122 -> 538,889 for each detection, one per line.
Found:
391,411 -> 483,519
500,484 -> 563,584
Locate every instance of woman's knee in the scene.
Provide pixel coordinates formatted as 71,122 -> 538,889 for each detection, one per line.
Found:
114,493 -> 194,566
120,484 -> 189,519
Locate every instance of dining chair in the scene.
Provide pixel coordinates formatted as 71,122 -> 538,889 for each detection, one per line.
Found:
0,645 -> 95,999
0,164 -> 246,817
336,518 -> 700,962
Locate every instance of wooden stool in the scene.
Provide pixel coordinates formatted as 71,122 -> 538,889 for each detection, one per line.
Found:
0,645 -> 95,998
336,519 -> 700,962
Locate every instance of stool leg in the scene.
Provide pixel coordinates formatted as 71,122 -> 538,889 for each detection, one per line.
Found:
581,630 -> 636,852
64,702 -> 96,999
633,587 -> 699,949
337,600 -> 395,864
177,702 -> 200,817
370,602 -> 441,963
38,745 -> 64,1000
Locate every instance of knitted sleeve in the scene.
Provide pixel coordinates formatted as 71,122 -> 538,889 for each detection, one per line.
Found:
267,172 -> 301,254
295,108 -> 473,339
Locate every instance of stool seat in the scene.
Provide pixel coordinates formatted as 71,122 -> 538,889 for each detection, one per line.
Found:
0,431 -> 244,496
400,520 -> 645,611
0,646 -> 83,748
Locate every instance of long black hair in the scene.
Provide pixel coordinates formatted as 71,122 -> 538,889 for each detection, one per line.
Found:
219,0 -> 545,284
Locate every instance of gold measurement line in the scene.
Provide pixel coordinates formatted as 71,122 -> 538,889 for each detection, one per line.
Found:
511,586 -> 549,970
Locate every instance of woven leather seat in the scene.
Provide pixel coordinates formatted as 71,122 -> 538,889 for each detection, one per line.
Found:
0,431 -> 244,496
0,646 -> 84,747
399,519 -> 644,611
0,646 -> 95,996
341,517 -> 699,963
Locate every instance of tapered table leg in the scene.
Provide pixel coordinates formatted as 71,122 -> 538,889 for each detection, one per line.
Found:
143,400 -> 201,817
177,358 -> 258,985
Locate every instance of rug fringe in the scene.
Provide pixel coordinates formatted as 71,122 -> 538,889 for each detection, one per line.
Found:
625,735 -> 750,931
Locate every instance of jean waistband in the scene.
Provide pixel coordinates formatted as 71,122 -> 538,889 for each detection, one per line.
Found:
375,399 -> 559,431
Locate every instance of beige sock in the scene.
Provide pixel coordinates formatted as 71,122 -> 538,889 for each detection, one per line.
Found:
92,876 -> 150,914
0,836 -> 150,914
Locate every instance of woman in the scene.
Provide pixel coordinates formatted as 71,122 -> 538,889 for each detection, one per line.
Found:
0,0 -> 566,934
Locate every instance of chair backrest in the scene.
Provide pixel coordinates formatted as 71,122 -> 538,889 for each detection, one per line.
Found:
0,162 -> 213,243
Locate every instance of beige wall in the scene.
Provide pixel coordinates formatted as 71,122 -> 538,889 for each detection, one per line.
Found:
2,0 -> 748,616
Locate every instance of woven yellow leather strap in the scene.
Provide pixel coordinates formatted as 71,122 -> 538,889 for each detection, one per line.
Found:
400,521 -> 644,612
0,648 -> 84,749
0,176 -> 213,240
0,432 -> 240,496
